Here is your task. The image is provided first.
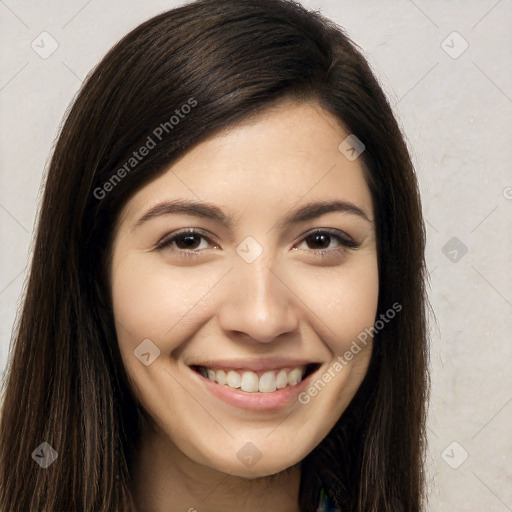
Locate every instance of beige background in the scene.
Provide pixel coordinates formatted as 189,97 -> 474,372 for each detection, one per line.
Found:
1,1 -> 511,510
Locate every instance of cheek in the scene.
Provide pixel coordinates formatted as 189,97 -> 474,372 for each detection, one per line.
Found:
302,253 -> 379,353
111,255 -> 200,352
112,248 -> 379,351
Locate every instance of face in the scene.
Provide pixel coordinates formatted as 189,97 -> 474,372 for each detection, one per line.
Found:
111,100 -> 379,478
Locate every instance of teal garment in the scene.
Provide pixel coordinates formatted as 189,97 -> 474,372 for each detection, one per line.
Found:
316,487 -> 340,512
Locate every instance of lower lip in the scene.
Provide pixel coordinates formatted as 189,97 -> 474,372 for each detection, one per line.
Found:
192,367 -> 318,412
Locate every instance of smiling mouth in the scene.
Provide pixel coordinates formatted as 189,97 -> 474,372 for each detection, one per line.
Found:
191,363 -> 321,393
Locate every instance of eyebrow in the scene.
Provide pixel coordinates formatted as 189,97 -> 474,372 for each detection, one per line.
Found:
133,198 -> 372,231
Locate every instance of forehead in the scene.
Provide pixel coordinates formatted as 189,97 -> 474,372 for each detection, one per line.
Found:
120,100 -> 374,227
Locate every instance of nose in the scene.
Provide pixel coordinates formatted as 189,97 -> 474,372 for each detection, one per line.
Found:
216,255 -> 300,344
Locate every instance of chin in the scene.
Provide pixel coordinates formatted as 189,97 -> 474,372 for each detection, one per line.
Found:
205,452 -> 301,480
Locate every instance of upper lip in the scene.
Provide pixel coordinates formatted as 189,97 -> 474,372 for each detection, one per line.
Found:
189,357 -> 320,372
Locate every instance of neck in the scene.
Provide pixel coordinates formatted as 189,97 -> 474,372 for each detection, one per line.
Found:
131,422 -> 301,512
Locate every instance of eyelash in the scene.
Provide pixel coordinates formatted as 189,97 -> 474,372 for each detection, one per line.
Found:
154,228 -> 360,259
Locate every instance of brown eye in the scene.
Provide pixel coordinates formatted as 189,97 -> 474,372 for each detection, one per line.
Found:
296,229 -> 359,253
305,233 -> 332,250
155,229 -> 217,255
173,234 -> 202,250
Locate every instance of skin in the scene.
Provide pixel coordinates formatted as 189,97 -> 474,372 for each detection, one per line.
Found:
110,100 -> 379,512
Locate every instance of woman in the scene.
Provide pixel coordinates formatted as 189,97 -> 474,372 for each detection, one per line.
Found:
0,0 -> 430,510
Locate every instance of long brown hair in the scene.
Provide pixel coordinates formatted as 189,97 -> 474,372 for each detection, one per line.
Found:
0,1 -> 430,510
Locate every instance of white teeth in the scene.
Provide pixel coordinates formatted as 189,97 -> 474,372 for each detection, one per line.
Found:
287,367 -> 303,386
216,369 -> 226,385
199,365 -> 308,393
226,370 -> 241,388
276,369 -> 288,389
259,371 -> 276,393
240,371 -> 259,392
